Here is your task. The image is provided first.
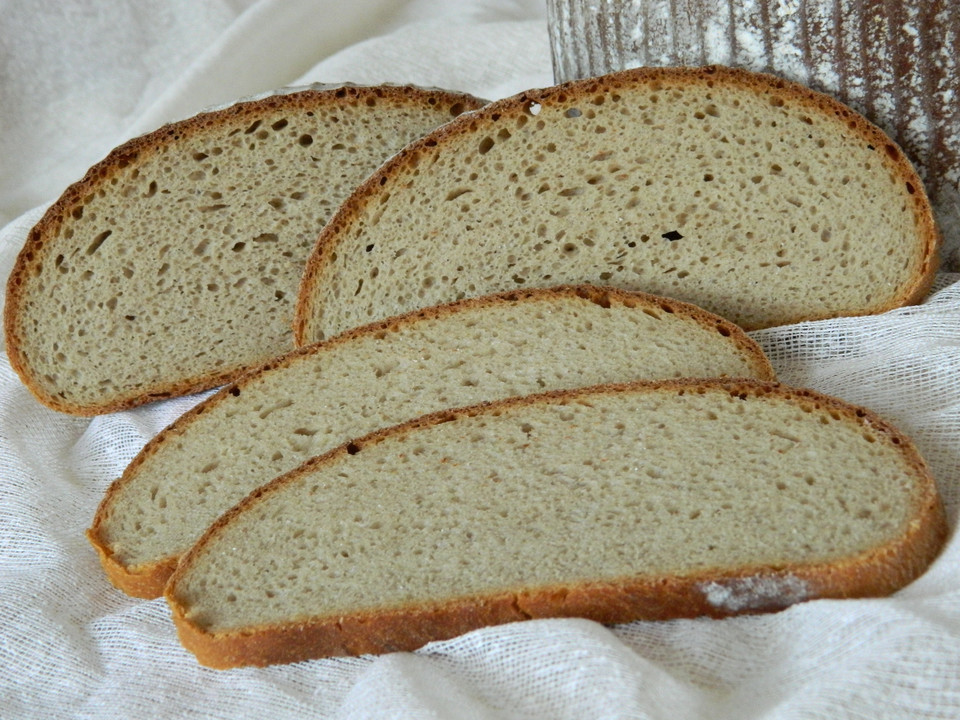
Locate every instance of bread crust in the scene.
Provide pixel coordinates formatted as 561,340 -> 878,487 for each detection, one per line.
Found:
88,284 -> 775,598
294,64 -> 940,343
165,379 -> 948,669
4,84 -> 485,416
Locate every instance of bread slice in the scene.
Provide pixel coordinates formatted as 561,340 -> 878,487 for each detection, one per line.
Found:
294,65 -> 939,345
88,285 -> 774,599
4,85 -> 484,415
165,379 -> 947,668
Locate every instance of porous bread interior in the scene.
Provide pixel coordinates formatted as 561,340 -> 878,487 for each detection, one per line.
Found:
12,88 -> 478,411
172,385 -> 920,633
300,69 -> 933,341
96,288 -> 772,574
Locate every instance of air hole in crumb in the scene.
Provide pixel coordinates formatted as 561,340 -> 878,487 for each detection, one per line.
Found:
86,230 -> 112,255
445,188 -> 472,201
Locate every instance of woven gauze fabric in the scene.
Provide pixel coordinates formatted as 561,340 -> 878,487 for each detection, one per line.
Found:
2,7 -> 959,720
3,217 -> 958,720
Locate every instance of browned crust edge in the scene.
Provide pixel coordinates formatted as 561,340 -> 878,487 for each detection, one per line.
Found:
88,284 -> 775,599
293,64 -> 940,343
85,531 -> 177,600
165,378 -> 948,669
3,84 -> 486,417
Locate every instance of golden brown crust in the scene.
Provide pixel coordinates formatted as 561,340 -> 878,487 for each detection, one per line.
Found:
171,536 -> 948,670
165,378 -> 947,669
85,527 -> 177,600
4,84 -> 486,416
294,64 -> 940,341
89,284 -> 774,598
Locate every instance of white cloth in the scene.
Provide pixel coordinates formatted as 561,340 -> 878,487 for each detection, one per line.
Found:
1,1 -> 958,717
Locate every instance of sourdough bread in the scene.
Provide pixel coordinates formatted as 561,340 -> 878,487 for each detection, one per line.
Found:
88,285 -> 774,599
4,84 -> 484,415
294,65 -> 939,344
166,379 -> 947,668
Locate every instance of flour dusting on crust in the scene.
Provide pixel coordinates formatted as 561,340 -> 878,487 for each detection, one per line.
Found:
700,575 -> 811,613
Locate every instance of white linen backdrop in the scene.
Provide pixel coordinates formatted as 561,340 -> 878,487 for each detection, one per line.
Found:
1,1 -> 958,717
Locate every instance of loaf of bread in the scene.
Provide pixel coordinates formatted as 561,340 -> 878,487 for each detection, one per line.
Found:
166,379 -> 947,668
294,65 -> 939,345
88,285 -> 774,599
4,84 -> 484,415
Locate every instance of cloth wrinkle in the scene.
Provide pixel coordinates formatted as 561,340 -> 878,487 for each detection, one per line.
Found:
1,1 -> 958,717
